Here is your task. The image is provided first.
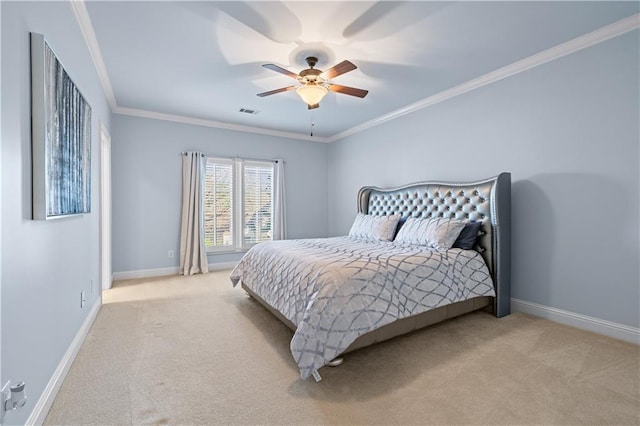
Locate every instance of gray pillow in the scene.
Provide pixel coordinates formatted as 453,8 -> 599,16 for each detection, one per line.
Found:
348,213 -> 401,241
394,217 -> 466,250
453,221 -> 483,250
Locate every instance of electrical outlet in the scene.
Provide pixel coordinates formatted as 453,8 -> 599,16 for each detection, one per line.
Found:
90,279 -> 94,294
168,250 -> 174,258
80,291 -> 86,308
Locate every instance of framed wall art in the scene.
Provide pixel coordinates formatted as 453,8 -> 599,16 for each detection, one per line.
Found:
31,32 -> 91,220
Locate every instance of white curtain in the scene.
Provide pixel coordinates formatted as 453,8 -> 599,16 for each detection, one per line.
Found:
179,152 -> 209,275
272,159 -> 287,240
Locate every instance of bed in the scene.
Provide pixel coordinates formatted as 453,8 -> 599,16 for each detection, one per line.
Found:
230,173 -> 511,380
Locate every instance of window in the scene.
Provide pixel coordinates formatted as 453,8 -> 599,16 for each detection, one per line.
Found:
204,158 -> 234,249
204,157 -> 274,252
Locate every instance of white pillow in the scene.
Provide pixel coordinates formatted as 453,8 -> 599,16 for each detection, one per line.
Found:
348,213 -> 400,241
394,217 -> 466,249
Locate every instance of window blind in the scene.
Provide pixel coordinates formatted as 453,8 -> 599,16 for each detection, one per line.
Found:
204,157 -> 274,252
243,162 -> 273,245
204,158 -> 234,250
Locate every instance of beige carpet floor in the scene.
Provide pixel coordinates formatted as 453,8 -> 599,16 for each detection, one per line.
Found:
45,271 -> 639,425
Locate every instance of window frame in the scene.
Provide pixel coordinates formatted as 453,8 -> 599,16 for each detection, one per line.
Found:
203,157 -> 236,253
204,156 -> 274,254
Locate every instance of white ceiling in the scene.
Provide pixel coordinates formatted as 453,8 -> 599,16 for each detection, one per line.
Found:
79,1 -> 639,142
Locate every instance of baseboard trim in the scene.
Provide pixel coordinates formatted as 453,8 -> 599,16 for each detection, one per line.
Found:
112,267 -> 179,281
26,298 -> 102,425
112,262 -> 237,281
511,298 -> 639,345
207,262 -> 238,272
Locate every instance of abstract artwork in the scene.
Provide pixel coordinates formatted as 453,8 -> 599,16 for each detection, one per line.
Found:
31,33 -> 91,220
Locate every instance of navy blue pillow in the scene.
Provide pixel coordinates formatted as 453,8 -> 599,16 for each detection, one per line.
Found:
453,221 -> 482,250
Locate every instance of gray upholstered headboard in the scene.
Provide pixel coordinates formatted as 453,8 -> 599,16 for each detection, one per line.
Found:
357,173 -> 511,317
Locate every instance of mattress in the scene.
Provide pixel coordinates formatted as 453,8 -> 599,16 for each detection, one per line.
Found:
230,236 -> 495,379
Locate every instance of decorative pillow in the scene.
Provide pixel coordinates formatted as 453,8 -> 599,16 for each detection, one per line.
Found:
348,213 -> 400,241
453,221 -> 483,250
394,217 -> 466,250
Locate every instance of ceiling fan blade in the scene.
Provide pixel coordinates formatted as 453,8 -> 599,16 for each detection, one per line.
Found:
262,64 -> 299,79
319,60 -> 357,80
256,86 -> 297,97
327,84 -> 368,98
308,103 -> 320,110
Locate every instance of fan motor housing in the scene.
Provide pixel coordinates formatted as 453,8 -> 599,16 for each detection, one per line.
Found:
300,57 -> 323,84
299,68 -> 321,78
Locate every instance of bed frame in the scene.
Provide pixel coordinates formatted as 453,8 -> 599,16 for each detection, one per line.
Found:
243,172 -> 511,357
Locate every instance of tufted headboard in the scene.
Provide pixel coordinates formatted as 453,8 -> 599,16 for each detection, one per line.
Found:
357,173 -> 511,317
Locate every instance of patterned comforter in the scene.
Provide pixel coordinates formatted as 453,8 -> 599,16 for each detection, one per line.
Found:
230,237 -> 495,379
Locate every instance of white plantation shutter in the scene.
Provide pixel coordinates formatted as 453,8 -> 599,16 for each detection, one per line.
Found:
204,157 -> 275,252
243,161 -> 273,246
204,158 -> 234,250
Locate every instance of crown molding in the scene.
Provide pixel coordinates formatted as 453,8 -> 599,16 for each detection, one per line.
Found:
69,0 -> 117,110
72,1 -> 638,145
113,106 -> 329,143
72,0 -> 326,143
327,13 -> 640,143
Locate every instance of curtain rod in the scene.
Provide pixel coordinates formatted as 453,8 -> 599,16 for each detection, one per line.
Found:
180,152 -> 283,164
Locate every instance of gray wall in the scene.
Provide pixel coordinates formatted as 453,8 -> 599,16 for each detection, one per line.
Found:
328,32 -> 639,328
0,3 -> 636,424
111,115 -> 329,273
1,2 -> 112,424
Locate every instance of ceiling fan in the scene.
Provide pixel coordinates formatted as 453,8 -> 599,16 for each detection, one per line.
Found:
257,56 -> 369,109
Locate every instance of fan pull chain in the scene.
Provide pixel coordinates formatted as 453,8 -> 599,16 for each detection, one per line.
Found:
309,110 -> 315,137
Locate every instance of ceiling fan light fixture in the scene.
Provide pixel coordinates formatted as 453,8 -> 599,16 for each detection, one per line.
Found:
296,84 -> 328,106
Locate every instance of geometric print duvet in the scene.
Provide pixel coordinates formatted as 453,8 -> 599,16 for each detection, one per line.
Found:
230,236 -> 495,380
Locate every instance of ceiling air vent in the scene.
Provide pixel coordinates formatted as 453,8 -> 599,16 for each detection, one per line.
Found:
239,108 -> 259,115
